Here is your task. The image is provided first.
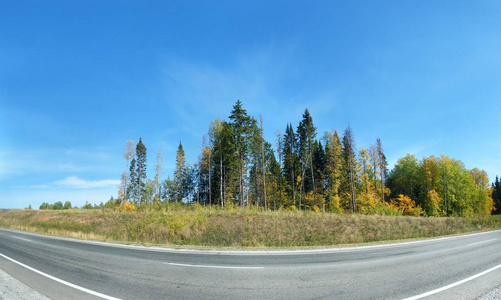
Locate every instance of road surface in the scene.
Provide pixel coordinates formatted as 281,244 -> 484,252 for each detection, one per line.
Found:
1,228 -> 500,299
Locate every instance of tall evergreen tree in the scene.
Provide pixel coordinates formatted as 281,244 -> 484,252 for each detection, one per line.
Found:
174,142 -> 186,202
128,157 -> 137,203
135,138 -> 147,204
282,123 -> 299,208
343,126 -> 357,212
493,176 -> 501,214
210,119 -> 237,207
297,109 -> 317,208
229,100 -> 254,206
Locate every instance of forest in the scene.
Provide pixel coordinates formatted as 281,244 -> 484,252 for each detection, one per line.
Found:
109,101 -> 499,217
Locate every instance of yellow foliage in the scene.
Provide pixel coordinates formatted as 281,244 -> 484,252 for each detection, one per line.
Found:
312,205 -> 321,213
122,202 -> 136,211
390,194 -> 423,216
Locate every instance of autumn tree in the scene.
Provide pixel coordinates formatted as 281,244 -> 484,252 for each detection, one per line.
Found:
324,131 -> 344,212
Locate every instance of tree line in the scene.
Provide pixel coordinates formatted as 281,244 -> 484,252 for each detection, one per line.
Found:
117,100 -> 497,217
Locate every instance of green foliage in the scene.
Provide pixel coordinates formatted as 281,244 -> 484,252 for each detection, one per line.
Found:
82,202 -> 93,209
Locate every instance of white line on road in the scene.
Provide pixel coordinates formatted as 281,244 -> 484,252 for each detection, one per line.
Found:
466,239 -> 497,247
12,236 -> 32,242
167,262 -> 264,269
0,252 -> 121,300
403,263 -> 501,300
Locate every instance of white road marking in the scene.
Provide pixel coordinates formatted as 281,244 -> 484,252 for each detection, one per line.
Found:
466,239 -> 497,247
12,236 -> 32,242
167,262 -> 264,269
403,263 -> 501,300
0,252 -> 121,300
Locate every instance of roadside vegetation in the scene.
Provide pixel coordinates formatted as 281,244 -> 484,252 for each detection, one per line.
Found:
7,101 -> 501,248
109,101 -> 500,218
1,205 -> 500,248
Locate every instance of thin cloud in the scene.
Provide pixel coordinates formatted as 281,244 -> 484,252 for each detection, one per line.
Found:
54,177 -> 120,189
12,176 -> 120,190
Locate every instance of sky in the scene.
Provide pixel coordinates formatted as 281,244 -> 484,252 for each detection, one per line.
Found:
1,1 -> 500,209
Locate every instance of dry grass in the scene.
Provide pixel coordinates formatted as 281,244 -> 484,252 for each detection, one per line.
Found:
1,208 -> 500,248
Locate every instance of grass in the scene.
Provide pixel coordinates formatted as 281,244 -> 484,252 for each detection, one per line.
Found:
1,207 -> 500,249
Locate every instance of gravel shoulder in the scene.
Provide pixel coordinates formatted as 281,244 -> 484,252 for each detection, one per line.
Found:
477,285 -> 501,300
0,269 -> 50,300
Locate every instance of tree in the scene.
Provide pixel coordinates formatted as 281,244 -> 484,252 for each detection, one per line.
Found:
135,138 -> 147,204
387,154 -> 420,203
376,138 -> 388,202
51,201 -> 63,210
260,114 -> 267,209
324,130 -> 344,213
154,151 -> 164,202
174,142 -> 186,202
63,201 -> 72,210
493,176 -> 501,214
342,126 -> 357,212
123,140 -> 135,202
128,157 -> 137,203
229,100 -> 254,206
282,123 -> 299,208
297,109 -> 317,209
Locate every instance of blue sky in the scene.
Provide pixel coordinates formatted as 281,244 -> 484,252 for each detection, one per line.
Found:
1,1 -> 500,209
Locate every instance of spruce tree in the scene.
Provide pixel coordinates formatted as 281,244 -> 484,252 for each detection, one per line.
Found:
343,126 -> 357,212
128,157 -> 137,203
282,123 -> 299,207
494,176 -> 501,214
229,100 -> 253,206
174,142 -> 186,202
135,138 -> 147,204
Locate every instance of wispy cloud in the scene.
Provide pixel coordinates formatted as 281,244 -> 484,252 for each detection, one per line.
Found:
160,42 -> 340,143
54,177 -> 120,189
0,147 -> 117,180
13,176 -> 120,189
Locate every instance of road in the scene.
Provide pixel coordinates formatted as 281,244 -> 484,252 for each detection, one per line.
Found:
1,228 -> 500,300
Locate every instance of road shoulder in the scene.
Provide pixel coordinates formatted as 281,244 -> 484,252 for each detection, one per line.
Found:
0,268 -> 50,300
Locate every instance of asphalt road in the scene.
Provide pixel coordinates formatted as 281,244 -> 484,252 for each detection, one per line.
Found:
1,228 -> 500,300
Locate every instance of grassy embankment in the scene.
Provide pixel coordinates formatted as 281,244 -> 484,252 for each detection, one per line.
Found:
1,205 -> 500,248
